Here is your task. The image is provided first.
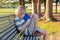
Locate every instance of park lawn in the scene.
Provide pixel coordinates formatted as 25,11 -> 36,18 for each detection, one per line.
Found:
37,21 -> 60,34
0,8 -> 15,16
0,8 -> 32,16
0,8 -> 60,16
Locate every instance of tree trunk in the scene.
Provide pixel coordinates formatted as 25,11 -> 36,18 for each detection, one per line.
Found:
32,0 -> 37,14
56,0 -> 57,14
43,0 -> 53,22
32,0 -> 34,14
19,0 -> 25,6
37,0 -> 41,17
44,0 -> 46,13
19,0 -> 22,5
22,0 -> 25,6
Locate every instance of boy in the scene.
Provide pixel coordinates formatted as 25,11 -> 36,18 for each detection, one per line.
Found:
15,5 -> 49,40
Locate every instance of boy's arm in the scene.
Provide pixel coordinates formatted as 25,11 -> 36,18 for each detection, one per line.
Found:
31,14 -> 39,27
20,19 -> 31,32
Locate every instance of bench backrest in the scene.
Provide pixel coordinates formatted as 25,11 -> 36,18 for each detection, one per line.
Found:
0,15 -> 18,40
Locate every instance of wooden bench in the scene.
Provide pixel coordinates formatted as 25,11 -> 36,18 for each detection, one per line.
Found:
0,15 -> 42,40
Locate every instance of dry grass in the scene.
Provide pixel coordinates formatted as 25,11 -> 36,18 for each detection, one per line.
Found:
37,21 -> 60,40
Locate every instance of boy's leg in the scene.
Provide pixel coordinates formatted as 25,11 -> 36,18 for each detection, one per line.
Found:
38,29 -> 48,40
33,14 -> 49,40
43,31 -> 49,40
35,28 -> 49,40
32,14 -> 39,28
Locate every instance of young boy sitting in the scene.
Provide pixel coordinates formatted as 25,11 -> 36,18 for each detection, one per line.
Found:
15,5 -> 49,40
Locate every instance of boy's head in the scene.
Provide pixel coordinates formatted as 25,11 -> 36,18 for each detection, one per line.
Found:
19,8 -> 26,18
15,5 -> 26,18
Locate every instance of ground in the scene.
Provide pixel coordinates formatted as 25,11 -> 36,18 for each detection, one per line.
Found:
37,21 -> 60,40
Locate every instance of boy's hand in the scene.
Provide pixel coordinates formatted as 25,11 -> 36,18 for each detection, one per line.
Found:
32,31 -> 42,35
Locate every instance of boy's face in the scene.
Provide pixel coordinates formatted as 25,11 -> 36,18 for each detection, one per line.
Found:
20,13 -> 25,18
20,9 -> 26,18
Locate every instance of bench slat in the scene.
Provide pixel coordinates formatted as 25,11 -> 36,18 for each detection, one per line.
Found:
9,19 -> 15,23
30,36 -> 33,40
0,18 -> 9,22
27,36 -> 30,40
1,27 -> 16,40
0,15 -> 14,19
22,36 -> 27,40
0,25 -> 15,38
7,31 -> 17,40
0,16 -> 14,23
13,33 -> 20,40
35,36 -> 39,40
0,23 -> 14,33
22,35 -> 39,40
0,20 -> 10,27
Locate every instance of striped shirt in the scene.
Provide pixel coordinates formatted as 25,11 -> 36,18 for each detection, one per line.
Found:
15,17 -> 25,30
15,14 -> 30,30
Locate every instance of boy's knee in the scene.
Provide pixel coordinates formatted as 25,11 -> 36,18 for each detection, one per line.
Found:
32,14 -> 39,19
42,31 -> 48,35
34,14 -> 38,17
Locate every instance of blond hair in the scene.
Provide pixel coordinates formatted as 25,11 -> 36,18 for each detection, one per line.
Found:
15,5 -> 25,17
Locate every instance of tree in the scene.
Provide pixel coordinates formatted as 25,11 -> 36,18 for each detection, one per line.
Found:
44,0 -> 46,13
41,0 -> 46,13
37,0 -> 41,17
0,0 -> 6,7
19,0 -> 25,6
42,0 -> 53,22
28,0 -> 31,4
56,0 -> 60,14
32,0 -> 37,14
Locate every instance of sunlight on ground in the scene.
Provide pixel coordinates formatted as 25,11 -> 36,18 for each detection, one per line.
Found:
37,21 -> 60,40
37,21 -> 60,34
